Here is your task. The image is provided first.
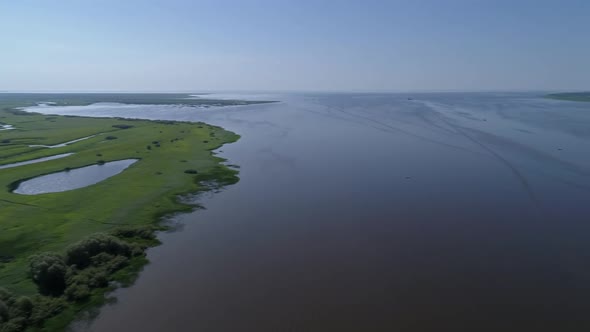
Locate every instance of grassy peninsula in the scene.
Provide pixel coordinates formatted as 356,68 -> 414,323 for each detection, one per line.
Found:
546,92 -> 590,102
0,94 -> 246,331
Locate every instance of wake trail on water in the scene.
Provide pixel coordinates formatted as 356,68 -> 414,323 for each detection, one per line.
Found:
301,103 -> 487,158
419,101 -> 546,214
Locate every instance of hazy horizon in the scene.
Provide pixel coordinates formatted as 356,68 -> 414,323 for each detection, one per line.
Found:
2,0 -> 589,92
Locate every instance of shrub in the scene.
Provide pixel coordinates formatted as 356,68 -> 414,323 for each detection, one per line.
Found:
1,139 -> 10,144
28,296 -> 65,326
14,297 -> 34,318
29,253 -> 67,295
184,169 -> 198,174
65,234 -> 131,268
0,299 -> 8,322
89,271 -> 109,288
0,288 -> 12,302
104,255 -> 129,273
1,317 -> 26,332
105,136 -> 117,140
90,252 -> 116,266
97,160 -> 106,165
111,226 -> 155,240
112,124 -> 133,129
64,284 -> 90,302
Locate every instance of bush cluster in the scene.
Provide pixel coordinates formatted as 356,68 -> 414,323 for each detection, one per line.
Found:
0,288 -> 65,332
65,233 -> 131,268
0,229 -> 155,331
111,124 -> 133,129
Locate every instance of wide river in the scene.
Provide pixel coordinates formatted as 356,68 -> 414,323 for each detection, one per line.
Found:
28,92 -> 590,331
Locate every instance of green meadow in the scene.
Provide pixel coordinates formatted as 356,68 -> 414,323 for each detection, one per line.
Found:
0,95 -> 242,331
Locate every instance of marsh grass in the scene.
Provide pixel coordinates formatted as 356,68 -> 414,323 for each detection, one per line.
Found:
0,95 -> 241,330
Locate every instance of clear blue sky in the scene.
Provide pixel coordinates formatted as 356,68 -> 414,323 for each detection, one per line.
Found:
1,0 -> 589,92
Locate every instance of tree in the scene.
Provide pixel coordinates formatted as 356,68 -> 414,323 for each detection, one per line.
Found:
29,253 -> 67,295
65,233 -> 131,268
0,299 -> 8,322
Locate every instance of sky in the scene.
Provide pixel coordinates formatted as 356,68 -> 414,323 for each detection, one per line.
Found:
1,0 -> 589,92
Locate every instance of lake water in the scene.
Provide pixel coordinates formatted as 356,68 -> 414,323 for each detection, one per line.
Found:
26,92 -> 590,331
13,159 -> 137,195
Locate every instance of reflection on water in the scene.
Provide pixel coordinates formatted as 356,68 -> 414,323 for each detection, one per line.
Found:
27,93 -> 590,331
14,159 -> 137,195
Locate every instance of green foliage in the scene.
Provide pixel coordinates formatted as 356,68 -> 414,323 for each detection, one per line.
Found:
0,288 -> 64,331
65,233 -> 131,268
28,295 -> 66,327
0,299 -> 8,322
111,226 -> 157,240
9,232 -> 146,329
29,253 -> 67,296
112,124 -> 133,129
0,94 -> 243,330
13,297 -> 33,318
64,284 -> 90,302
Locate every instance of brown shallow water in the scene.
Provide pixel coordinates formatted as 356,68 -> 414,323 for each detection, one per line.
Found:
28,92 -> 590,331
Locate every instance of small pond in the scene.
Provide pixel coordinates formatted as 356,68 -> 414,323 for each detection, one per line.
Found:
13,159 -> 138,195
0,124 -> 14,131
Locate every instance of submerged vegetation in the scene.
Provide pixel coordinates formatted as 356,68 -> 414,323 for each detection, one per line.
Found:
0,94 -> 243,330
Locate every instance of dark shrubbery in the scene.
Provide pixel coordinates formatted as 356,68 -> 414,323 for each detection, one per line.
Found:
112,124 -> 133,129
0,287 -> 65,331
9,228 -> 156,330
105,136 -> 117,140
65,233 -> 131,268
64,283 -> 90,302
111,226 -> 156,240
29,253 -> 67,296
0,299 -> 8,322
184,169 -> 198,174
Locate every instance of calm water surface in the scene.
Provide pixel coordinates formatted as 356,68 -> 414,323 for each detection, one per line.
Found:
14,159 -> 137,195
28,93 -> 590,331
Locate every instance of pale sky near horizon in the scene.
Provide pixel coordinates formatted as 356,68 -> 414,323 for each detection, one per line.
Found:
1,0 -> 589,92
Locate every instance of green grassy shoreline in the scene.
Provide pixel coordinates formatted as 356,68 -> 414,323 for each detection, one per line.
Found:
545,92 -> 590,102
0,95 -> 243,331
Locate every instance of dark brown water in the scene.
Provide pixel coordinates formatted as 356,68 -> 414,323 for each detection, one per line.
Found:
29,93 -> 590,331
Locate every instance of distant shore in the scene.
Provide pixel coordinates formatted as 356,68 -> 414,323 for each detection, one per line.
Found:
545,92 -> 590,102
